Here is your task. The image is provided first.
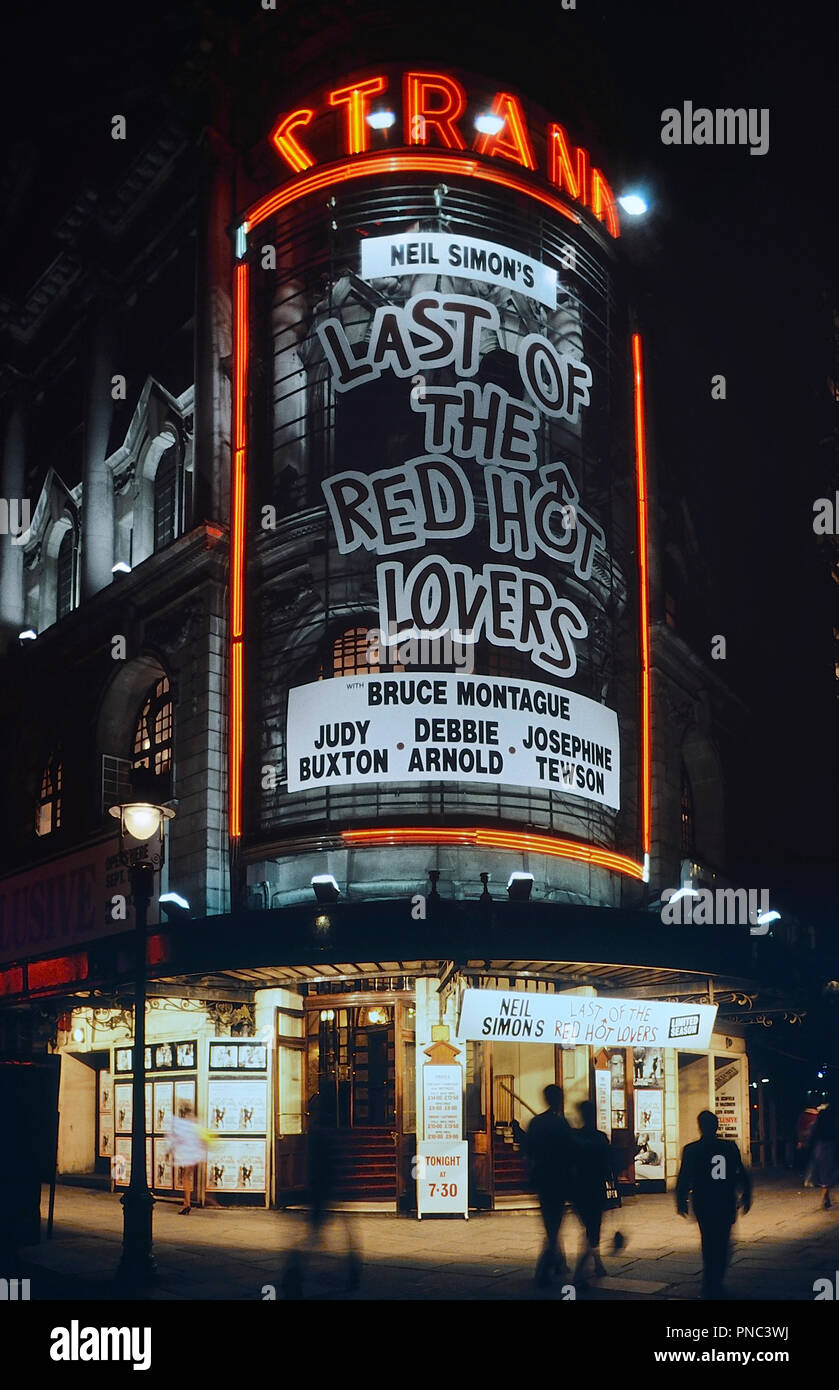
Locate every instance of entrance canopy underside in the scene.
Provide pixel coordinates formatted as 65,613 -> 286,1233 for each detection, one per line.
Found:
148,959 -> 755,1010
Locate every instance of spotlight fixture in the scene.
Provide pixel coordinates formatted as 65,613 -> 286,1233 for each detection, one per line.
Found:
754,909 -> 780,926
311,874 -> 340,904
474,113 -> 505,136
18,629 -> 37,641
507,871 -> 534,901
72,1026 -> 85,1044
479,871 -> 491,902
428,869 -> 441,900
618,192 -> 649,216
159,892 -> 192,919
367,109 -> 396,129
112,562 -> 132,574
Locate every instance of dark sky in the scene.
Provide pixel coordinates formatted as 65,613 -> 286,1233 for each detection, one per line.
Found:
2,0 -> 837,915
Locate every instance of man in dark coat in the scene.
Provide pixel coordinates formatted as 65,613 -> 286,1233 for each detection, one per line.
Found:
676,1109 -> 752,1299
524,1084 -> 576,1286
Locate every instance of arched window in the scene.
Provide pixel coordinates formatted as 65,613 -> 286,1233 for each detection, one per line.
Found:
153,446 -> 178,552
56,529 -> 76,620
318,626 -> 405,679
132,676 -> 173,776
680,762 -> 695,857
35,752 -> 62,836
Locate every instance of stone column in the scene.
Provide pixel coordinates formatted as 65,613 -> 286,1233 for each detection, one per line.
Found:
193,132 -> 233,525
0,402 -> 26,644
81,305 -> 116,599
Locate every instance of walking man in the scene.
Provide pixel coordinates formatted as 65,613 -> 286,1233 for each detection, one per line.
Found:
676,1109 -> 751,1299
524,1084 -> 576,1286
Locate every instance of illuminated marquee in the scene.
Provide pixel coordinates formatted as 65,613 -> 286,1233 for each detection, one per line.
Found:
267,69 -> 620,238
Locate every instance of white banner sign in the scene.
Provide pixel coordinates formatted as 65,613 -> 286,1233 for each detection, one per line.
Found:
287,672 -> 620,808
457,990 -> 718,1050
416,1141 -> 469,1219
361,232 -> 557,309
423,1064 -> 463,1143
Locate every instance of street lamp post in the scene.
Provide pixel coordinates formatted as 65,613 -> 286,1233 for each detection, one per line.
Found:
109,800 -> 175,1287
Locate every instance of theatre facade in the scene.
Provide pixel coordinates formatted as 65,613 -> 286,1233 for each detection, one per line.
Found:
0,56 -> 776,1211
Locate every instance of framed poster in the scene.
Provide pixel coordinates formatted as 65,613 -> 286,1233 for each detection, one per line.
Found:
153,1081 -> 173,1133
176,1041 -> 196,1069
153,1043 -> 174,1071
209,1042 -> 239,1070
112,1137 -> 153,1185
153,1139 -> 174,1189
209,1041 -> 268,1071
145,1082 -> 153,1133
99,1073 -> 113,1115
634,1130 -> 665,1180
208,1078 -> 267,1133
113,1138 -> 131,1185
174,1079 -> 197,1119
115,1047 -> 132,1075
114,1083 -> 133,1133
240,1043 -> 267,1070
633,1047 -> 663,1086
635,1089 -> 663,1131
611,1089 -> 625,1111
205,1140 -> 266,1192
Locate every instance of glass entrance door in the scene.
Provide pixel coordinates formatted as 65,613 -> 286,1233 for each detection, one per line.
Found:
306,1005 -> 396,1127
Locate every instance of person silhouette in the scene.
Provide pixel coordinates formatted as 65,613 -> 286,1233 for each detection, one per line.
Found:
676,1109 -> 751,1298
523,1084 -> 576,1286
571,1100 -> 615,1285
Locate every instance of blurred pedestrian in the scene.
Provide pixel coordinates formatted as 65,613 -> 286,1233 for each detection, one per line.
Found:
571,1100 -> 615,1285
523,1083 -> 575,1286
810,1104 -> 838,1210
676,1109 -> 751,1299
281,1094 -> 361,1298
163,1107 -> 211,1213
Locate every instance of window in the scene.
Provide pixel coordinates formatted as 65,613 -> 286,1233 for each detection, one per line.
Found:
132,676 -> 173,776
318,626 -> 404,679
56,529 -> 75,620
35,754 -> 62,836
153,446 -> 178,552
680,762 -> 695,857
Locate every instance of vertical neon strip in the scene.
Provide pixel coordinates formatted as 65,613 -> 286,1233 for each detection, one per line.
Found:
632,332 -> 652,857
230,260 -> 249,839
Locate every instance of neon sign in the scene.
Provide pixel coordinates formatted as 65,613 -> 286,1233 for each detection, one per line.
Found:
268,69 -> 620,238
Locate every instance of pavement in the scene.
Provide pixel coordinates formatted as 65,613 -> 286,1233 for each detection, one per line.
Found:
13,1172 -> 839,1301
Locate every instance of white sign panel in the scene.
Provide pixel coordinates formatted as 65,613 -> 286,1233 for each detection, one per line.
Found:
457,990 -> 718,1050
287,672 -> 619,808
423,1065 -> 463,1143
361,232 -> 557,309
416,1141 -> 468,1219
595,1069 -> 611,1141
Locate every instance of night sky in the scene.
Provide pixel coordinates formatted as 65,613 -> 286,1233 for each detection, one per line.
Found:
2,0 -> 836,920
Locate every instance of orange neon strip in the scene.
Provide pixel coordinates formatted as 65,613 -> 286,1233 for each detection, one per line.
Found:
404,71 -> 468,149
270,109 -> 317,173
591,168 -> 620,238
473,92 -> 536,171
547,123 -> 588,201
246,152 -> 580,230
632,333 -> 652,856
342,827 -> 645,880
328,76 -> 387,155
